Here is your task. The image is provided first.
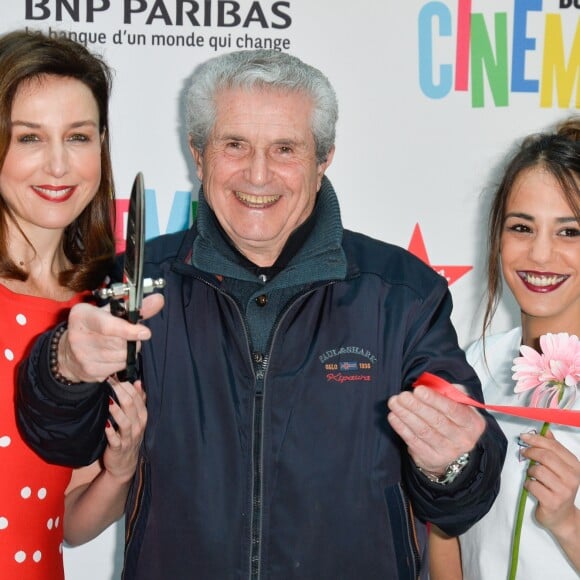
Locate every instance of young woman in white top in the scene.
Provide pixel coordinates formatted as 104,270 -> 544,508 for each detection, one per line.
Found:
429,118 -> 580,579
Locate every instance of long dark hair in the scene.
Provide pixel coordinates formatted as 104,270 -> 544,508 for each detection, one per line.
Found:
0,29 -> 116,291
483,117 -> 580,336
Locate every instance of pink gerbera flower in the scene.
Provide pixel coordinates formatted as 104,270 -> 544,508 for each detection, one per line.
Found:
512,332 -> 579,409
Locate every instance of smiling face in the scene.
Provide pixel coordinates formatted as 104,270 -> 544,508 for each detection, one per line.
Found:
190,87 -> 334,267
0,74 -> 102,241
500,167 -> 580,333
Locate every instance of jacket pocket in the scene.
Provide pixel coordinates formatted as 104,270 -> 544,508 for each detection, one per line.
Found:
384,483 -> 421,580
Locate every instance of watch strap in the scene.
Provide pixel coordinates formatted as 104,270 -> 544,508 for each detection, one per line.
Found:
416,452 -> 471,485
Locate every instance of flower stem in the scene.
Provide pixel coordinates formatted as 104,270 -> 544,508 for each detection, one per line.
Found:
508,421 -> 550,580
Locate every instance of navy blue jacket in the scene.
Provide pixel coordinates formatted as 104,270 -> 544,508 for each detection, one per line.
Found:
18,225 -> 506,580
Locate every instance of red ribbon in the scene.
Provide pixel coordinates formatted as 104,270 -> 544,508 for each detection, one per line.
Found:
414,372 -> 580,428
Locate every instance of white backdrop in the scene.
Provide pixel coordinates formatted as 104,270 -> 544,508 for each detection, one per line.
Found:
1,1 -> 578,578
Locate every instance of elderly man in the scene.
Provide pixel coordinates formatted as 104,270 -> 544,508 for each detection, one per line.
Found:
18,50 -> 506,579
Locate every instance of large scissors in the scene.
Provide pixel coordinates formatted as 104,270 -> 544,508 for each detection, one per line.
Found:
96,172 -> 165,381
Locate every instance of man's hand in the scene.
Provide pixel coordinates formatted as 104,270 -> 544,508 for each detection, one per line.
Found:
387,385 -> 486,476
57,293 -> 165,383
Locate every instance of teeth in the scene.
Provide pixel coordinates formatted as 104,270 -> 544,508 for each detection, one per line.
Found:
520,272 -> 567,287
235,191 -> 280,205
33,186 -> 72,198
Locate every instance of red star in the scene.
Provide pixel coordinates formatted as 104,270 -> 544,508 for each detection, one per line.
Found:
407,223 -> 472,286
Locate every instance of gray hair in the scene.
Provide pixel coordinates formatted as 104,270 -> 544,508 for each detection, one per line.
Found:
185,49 -> 338,163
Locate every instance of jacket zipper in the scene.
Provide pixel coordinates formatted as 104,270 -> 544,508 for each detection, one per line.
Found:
249,356 -> 267,579
246,284 -> 333,579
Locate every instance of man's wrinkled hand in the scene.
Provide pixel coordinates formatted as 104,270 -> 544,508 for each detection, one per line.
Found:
387,385 -> 485,475
58,293 -> 164,383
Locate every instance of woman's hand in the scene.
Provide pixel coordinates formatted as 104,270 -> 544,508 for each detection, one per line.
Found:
520,429 -> 580,570
103,376 -> 148,483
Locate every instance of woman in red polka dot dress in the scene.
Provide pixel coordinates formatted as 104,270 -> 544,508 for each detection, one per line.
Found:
0,31 -> 147,579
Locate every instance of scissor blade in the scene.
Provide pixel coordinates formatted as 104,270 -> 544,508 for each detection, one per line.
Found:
124,172 -> 145,320
119,172 -> 146,381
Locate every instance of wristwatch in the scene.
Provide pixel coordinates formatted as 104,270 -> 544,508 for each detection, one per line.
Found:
416,452 -> 470,485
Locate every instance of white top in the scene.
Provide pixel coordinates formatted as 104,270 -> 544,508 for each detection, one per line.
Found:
459,328 -> 579,580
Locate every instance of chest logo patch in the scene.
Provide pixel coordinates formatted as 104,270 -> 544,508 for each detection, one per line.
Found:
319,346 -> 376,383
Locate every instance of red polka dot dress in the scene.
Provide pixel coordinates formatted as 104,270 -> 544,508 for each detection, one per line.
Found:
0,283 -> 87,579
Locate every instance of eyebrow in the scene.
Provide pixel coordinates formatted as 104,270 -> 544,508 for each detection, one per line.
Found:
273,138 -> 306,147
11,120 -> 99,129
215,133 -> 245,141
215,133 -> 306,147
505,212 -> 578,223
